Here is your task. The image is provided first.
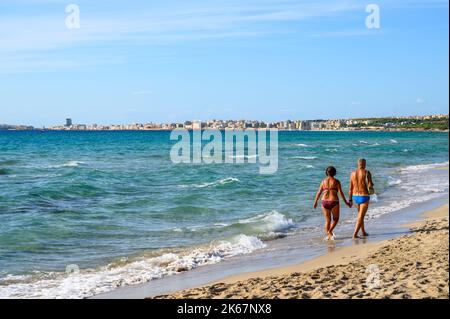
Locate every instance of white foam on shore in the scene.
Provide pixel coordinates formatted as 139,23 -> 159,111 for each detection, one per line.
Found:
0,212 -> 296,298
238,211 -> 295,233
388,176 -> 402,186
183,211 -> 295,235
400,161 -> 449,172
0,234 -> 265,299
366,162 -> 449,219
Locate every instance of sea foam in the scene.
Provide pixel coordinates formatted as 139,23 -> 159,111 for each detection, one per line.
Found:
49,161 -> 85,168
0,234 -> 266,299
238,211 -> 295,233
367,161 -> 449,219
400,161 -> 449,172
179,177 -> 240,189
290,156 -> 317,160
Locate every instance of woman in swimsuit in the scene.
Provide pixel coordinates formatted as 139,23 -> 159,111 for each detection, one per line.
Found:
313,166 -> 351,240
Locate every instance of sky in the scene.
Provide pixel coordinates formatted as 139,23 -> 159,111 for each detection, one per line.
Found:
0,0 -> 448,127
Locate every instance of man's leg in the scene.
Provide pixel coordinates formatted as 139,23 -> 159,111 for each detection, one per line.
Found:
353,202 -> 369,239
360,202 -> 370,236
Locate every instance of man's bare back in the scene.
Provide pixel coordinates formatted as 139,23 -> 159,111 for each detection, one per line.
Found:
350,169 -> 373,195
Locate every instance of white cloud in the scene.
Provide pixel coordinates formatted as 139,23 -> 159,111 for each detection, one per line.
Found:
0,0 -> 365,72
0,1 -> 362,51
1,0 -> 446,72
0,53 -> 125,74
416,97 -> 425,104
310,29 -> 386,38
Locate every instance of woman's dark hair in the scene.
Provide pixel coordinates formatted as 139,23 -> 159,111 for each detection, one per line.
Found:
326,166 -> 337,177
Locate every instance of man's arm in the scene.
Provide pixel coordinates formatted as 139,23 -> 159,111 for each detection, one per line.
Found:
367,171 -> 374,188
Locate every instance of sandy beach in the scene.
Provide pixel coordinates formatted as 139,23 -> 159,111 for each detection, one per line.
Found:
152,204 -> 449,299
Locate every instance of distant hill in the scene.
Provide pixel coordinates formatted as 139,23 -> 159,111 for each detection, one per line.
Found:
0,124 -> 34,130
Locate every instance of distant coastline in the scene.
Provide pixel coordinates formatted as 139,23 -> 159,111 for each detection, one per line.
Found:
1,128 -> 448,133
1,127 -> 448,133
1,114 -> 448,132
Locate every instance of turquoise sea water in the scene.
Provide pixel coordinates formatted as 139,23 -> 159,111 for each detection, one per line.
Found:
0,130 -> 448,298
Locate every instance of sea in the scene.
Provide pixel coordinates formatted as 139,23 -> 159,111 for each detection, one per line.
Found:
0,130 -> 448,298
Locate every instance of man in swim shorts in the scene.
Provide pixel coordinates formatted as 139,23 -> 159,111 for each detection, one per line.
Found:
349,158 -> 374,239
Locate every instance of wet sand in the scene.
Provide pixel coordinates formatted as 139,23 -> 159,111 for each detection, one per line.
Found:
152,204 -> 449,299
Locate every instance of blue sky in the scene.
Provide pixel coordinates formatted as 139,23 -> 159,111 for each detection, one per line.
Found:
0,0 -> 448,127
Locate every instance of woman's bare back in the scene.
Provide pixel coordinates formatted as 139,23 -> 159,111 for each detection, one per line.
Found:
321,178 -> 340,201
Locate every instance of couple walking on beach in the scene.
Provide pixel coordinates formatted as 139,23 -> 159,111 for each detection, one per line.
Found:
313,158 -> 375,240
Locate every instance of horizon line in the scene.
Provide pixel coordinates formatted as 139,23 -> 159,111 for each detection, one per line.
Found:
2,113 -> 448,129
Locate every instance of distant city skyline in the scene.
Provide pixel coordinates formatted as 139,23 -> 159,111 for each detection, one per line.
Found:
2,111 -> 449,128
39,114 -> 450,131
0,0 -> 448,127
1,114 -> 448,131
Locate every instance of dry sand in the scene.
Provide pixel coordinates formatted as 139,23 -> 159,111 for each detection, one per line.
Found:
152,204 -> 449,299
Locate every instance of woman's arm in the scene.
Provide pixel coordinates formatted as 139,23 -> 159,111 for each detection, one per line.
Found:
313,182 -> 323,209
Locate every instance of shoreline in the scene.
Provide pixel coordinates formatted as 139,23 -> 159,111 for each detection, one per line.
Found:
91,194 -> 449,299
3,128 -> 448,132
86,161 -> 449,299
208,204 -> 449,287
152,204 -> 449,299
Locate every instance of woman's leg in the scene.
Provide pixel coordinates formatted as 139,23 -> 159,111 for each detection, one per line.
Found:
322,207 -> 331,238
329,204 -> 340,235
